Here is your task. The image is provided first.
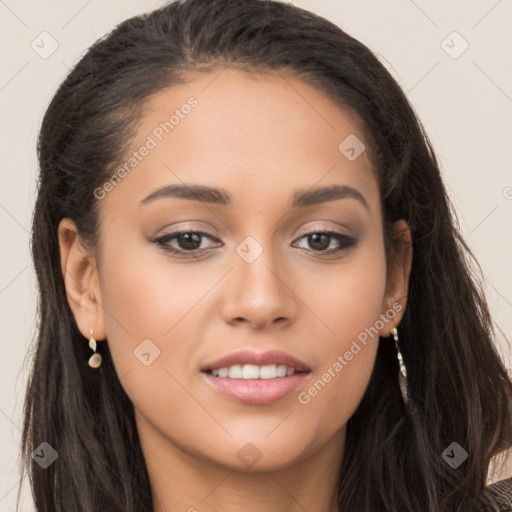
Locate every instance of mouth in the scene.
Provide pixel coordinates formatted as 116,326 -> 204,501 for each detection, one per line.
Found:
201,350 -> 311,405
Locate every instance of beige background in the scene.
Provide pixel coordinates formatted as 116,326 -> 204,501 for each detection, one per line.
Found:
1,0 -> 511,509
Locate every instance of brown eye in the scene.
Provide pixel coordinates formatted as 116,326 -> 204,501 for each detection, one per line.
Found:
293,231 -> 357,255
153,229 -> 221,256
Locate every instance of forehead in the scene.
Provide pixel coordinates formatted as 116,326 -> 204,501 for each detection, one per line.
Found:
99,68 -> 379,213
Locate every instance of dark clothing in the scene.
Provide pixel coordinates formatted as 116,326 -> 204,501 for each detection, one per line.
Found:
478,477 -> 512,511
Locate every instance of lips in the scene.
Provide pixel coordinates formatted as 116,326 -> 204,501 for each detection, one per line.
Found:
203,349 -> 311,373
201,349 -> 311,404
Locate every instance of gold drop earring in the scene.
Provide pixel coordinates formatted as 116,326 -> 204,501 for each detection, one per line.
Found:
88,329 -> 102,369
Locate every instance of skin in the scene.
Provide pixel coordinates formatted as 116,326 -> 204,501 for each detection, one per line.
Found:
58,68 -> 412,512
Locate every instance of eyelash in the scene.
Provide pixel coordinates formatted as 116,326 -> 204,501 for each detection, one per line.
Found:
152,227 -> 358,258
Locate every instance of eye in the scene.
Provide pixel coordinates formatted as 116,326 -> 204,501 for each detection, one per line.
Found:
292,230 -> 357,255
152,229 -> 221,256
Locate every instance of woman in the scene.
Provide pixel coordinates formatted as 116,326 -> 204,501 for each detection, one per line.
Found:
20,0 -> 512,510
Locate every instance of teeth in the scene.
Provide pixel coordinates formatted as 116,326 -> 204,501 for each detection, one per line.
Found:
276,365 -> 287,377
242,364 -> 260,379
209,363 -> 297,379
260,364 -> 278,379
228,364 -> 243,378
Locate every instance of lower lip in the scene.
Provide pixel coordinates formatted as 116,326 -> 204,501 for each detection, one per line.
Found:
201,371 -> 310,405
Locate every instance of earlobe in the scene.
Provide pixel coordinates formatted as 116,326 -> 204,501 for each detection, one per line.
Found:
58,218 -> 106,340
380,219 -> 413,337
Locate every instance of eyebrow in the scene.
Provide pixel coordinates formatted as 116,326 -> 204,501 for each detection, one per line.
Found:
139,183 -> 369,210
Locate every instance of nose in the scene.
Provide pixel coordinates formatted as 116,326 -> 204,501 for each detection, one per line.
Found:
222,239 -> 298,330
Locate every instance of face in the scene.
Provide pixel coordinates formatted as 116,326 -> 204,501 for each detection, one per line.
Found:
61,68 -> 410,474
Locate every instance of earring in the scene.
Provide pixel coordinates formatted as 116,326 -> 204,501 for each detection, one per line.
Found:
391,326 -> 408,405
88,329 -> 102,369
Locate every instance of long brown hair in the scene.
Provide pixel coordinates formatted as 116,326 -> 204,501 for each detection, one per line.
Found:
21,0 -> 512,510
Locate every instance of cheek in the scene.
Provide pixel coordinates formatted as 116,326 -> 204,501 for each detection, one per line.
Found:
298,234 -> 387,348
293,240 -> 387,416
96,235 -> 182,369
99,213 -> 218,331
96,245 -> 206,428
96,233 -> 223,401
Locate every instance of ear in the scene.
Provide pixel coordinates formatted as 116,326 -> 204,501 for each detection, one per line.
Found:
379,219 -> 413,337
58,218 -> 106,341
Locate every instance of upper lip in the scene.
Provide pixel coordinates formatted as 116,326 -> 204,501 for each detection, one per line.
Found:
203,350 -> 311,372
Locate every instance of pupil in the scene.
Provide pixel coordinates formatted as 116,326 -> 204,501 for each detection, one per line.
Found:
309,233 -> 329,251
179,233 -> 201,250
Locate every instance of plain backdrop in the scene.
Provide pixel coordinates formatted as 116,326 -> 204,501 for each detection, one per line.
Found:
1,0 -> 511,510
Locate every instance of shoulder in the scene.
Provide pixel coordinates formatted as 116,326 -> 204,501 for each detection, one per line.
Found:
476,477 -> 512,511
